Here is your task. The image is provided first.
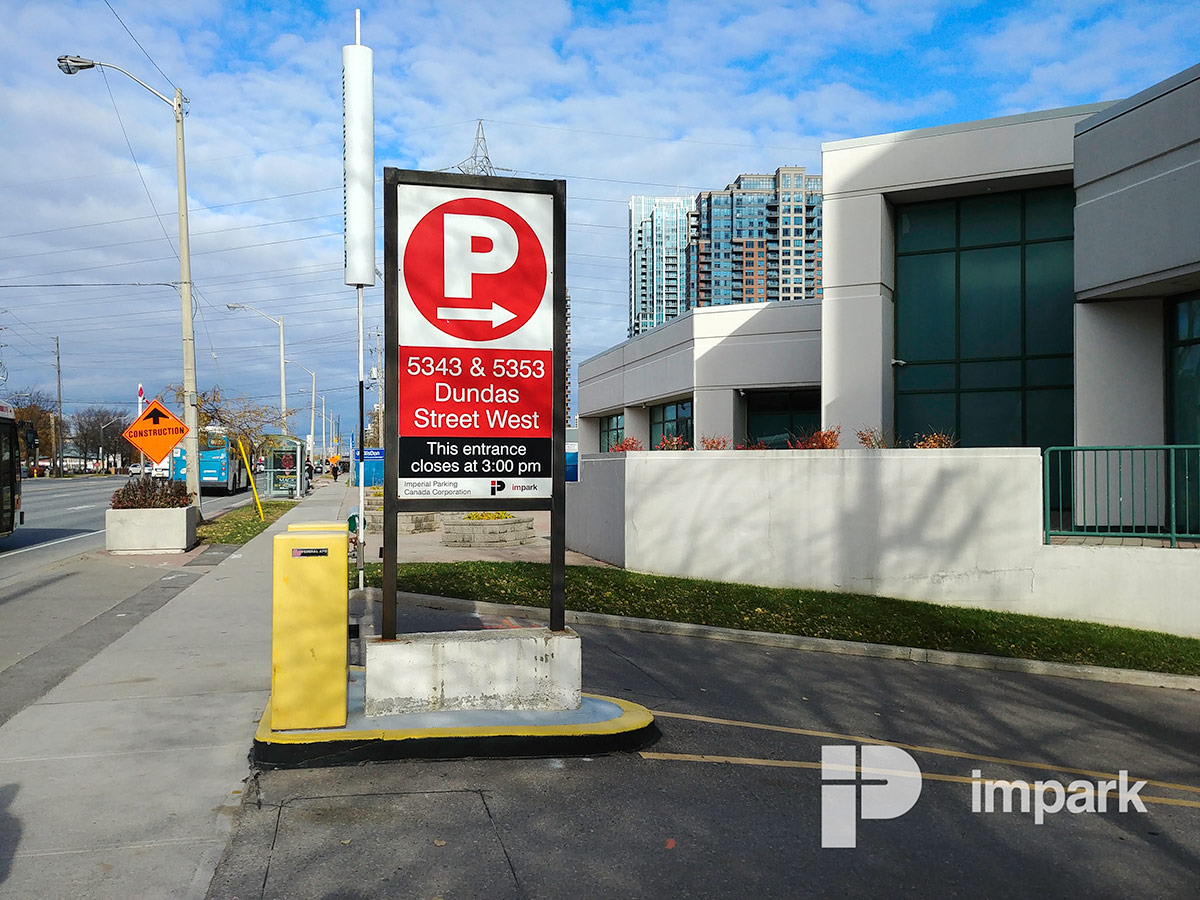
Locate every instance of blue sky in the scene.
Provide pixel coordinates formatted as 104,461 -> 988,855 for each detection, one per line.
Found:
0,0 -> 1197,432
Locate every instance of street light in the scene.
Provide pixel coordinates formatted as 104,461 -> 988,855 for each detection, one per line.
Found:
58,54 -> 201,508
299,388 -> 326,460
99,415 -> 122,473
226,303 -> 286,433
286,360 -> 316,456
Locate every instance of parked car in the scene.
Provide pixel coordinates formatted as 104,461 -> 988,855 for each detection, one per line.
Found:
127,462 -> 145,476
313,462 -> 324,474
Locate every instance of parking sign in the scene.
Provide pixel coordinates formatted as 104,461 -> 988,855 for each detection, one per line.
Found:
388,172 -> 563,502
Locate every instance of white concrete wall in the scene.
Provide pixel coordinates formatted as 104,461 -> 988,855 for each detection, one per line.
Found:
1073,300 -> 1167,527
565,455 -> 626,567
578,417 -> 600,455
694,389 -> 740,446
567,452 -> 1200,638
1075,300 -> 1165,446
624,406 -> 650,449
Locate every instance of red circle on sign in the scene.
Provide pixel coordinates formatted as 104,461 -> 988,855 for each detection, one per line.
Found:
404,197 -> 546,342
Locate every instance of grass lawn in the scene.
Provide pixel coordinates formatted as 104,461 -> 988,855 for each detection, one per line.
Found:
197,500 -> 295,545
359,560 -> 1200,677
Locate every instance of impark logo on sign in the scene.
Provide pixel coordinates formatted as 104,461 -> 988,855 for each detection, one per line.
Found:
403,197 -> 547,342
821,745 -> 923,848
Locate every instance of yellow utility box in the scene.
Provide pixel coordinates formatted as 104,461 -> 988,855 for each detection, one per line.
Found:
271,530 -> 349,730
286,522 -> 349,532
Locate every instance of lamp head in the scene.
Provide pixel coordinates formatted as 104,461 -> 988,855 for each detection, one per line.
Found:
226,303 -> 243,310
57,55 -> 96,75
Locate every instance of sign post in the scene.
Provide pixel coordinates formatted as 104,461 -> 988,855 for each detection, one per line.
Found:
384,169 -> 566,640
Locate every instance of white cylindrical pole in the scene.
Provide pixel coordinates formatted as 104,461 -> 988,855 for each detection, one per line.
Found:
278,317 -> 286,434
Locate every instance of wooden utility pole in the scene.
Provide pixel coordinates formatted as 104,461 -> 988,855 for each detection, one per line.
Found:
55,336 -> 64,475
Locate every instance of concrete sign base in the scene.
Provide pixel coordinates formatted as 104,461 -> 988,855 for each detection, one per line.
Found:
364,628 -> 581,716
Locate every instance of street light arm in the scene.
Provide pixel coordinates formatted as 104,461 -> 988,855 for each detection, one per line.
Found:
227,303 -> 281,327
57,55 -> 180,107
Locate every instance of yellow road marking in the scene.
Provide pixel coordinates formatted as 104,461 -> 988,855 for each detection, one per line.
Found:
650,710 -> 1200,796
639,751 -> 1200,810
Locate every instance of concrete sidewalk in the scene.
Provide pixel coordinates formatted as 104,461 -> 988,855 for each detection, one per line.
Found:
0,482 -> 350,900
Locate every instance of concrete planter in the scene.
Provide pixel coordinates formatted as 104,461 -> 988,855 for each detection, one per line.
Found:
105,506 -> 200,554
362,496 -> 438,534
441,515 -> 536,547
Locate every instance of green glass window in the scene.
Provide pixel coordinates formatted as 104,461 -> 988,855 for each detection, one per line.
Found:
894,185 -> 1075,448
896,201 -> 955,252
1167,294 -> 1200,535
746,389 -> 821,447
1168,295 -> 1200,445
599,414 -> 624,452
1024,241 -> 1075,356
959,246 -> 1022,358
895,253 -> 955,361
650,401 -> 693,448
1024,186 -> 1074,240
896,392 -> 955,442
960,194 -> 1021,247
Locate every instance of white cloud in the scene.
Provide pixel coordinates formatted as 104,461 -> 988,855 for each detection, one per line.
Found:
0,0 -> 1196,422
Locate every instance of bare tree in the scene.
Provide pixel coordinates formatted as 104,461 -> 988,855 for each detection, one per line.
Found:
69,406 -> 128,471
8,388 -> 55,471
167,384 -> 283,462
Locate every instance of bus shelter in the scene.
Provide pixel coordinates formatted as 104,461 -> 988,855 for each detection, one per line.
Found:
263,439 -> 308,499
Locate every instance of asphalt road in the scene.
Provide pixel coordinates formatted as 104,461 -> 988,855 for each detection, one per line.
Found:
0,475 -> 248,576
210,605 -> 1200,900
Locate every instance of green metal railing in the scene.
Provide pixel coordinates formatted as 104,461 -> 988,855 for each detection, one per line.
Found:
1043,445 -> 1200,547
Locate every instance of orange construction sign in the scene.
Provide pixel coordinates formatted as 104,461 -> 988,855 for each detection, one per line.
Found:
122,399 -> 189,464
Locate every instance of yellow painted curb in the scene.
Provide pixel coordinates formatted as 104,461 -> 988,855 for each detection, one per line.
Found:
255,691 -> 654,747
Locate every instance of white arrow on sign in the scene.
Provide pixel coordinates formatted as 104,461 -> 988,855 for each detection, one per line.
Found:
435,302 -> 517,328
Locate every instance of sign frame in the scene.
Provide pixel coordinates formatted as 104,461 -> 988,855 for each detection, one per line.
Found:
121,398 -> 189,465
383,168 -> 567,637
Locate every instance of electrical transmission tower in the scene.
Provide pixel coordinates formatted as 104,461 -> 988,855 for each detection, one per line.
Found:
456,120 -> 495,176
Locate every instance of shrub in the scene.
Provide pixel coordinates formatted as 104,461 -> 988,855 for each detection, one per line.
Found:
787,426 -> 842,450
700,435 -> 732,450
856,427 -> 888,449
464,511 -> 515,520
912,431 -> 957,449
735,440 -> 770,450
655,434 -> 691,451
110,476 -> 193,509
608,437 -> 645,452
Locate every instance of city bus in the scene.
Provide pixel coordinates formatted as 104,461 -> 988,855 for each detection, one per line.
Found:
162,428 -> 249,494
0,402 -> 23,539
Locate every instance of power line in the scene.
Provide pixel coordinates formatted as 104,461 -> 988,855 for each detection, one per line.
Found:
0,187 -> 343,241
0,214 -> 340,264
99,66 -> 178,259
102,0 -> 178,92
